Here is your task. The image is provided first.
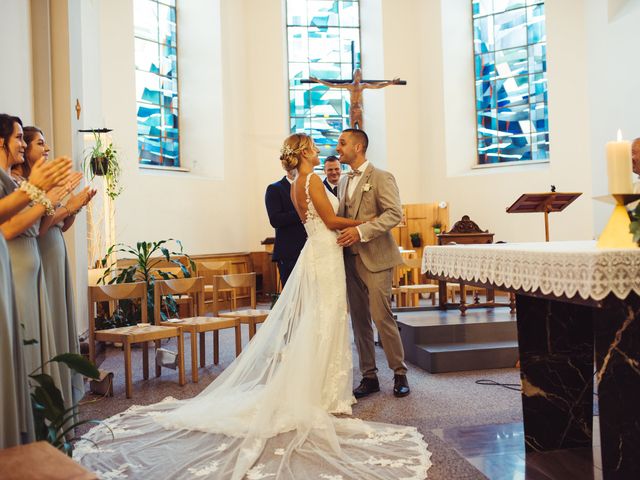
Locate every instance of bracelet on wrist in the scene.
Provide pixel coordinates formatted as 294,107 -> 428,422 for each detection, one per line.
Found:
18,180 -> 55,215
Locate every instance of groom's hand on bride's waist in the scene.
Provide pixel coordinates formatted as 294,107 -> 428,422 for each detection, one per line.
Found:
337,227 -> 361,247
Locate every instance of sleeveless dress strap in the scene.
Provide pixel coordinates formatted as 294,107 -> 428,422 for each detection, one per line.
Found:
304,173 -> 315,206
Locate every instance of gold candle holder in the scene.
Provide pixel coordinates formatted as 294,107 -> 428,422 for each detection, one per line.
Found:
595,194 -> 640,249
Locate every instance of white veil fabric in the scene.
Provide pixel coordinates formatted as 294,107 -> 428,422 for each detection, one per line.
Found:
75,174 -> 431,479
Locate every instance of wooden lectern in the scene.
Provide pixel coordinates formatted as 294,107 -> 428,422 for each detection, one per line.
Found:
506,192 -> 581,241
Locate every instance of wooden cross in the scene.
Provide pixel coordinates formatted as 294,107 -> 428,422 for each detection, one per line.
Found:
301,42 -> 406,130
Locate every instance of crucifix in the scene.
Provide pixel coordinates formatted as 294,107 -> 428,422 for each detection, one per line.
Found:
301,42 -> 406,130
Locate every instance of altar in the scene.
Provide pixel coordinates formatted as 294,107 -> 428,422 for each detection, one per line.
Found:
422,241 -> 640,480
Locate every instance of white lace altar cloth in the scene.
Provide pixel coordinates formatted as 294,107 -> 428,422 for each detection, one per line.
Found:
422,240 -> 640,301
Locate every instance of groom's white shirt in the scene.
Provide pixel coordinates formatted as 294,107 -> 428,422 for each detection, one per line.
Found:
346,160 -> 370,242
346,160 -> 369,199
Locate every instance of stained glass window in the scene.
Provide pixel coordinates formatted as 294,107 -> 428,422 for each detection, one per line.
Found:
286,0 -> 361,159
473,0 -> 549,165
134,0 -> 180,168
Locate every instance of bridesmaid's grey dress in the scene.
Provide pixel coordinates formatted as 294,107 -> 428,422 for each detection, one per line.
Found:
38,225 -> 84,405
0,232 -> 34,447
0,169 -> 63,408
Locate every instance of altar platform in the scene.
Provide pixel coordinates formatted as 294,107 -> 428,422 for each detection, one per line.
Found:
396,307 -> 519,373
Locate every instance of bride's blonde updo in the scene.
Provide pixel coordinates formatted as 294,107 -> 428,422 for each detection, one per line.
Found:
280,133 -> 313,171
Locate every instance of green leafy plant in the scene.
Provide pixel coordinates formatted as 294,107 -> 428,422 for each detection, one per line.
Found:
432,221 -> 443,235
29,353 -> 104,456
98,239 -> 196,324
630,203 -> 640,244
83,130 -> 122,200
409,232 -> 422,247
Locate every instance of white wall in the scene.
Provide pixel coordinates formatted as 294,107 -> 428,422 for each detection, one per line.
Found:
0,0 -> 34,120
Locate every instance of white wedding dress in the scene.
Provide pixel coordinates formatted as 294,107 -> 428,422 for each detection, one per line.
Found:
75,173 -> 431,479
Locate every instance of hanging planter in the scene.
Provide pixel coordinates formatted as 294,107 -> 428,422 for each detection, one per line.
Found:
83,130 -> 123,199
91,155 -> 109,176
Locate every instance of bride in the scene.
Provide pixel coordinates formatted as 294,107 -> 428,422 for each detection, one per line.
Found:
75,133 -> 432,479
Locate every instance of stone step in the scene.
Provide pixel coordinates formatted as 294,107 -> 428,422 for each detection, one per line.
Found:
397,316 -> 517,345
411,340 -> 519,373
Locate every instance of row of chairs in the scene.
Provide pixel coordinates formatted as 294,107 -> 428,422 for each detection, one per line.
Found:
88,272 -> 269,398
392,257 -> 498,308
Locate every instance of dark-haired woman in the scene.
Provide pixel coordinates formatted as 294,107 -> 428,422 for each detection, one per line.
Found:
0,113 -> 72,448
0,114 -> 71,426
19,126 -> 95,407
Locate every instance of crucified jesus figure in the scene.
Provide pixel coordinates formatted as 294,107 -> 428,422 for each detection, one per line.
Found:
309,68 -> 403,130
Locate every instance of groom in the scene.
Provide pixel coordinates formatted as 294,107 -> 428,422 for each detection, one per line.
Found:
336,129 -> 410,398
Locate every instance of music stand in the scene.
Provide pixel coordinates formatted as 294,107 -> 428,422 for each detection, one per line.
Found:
506,192 -> 582,241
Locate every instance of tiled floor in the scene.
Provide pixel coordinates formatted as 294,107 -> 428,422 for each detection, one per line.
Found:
433,420 -> 602,480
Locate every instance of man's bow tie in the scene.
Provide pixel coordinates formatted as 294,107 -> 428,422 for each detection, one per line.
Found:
347,169 -> 362,179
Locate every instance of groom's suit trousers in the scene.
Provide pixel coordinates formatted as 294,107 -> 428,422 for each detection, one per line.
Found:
345,253 -> 407,377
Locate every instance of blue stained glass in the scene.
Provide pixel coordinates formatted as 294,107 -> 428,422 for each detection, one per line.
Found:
500,134 -> 531,160
478,136 -> 500,163
527,4 -> 545,43
473,0 -> 493,18
474,16 -> 494,54
308,27 -> 341,63
494,8 -> 527,51
531,132 -> 549,160
529,72 -> 547,103
528,43 -> 546,73
287,0 -> 361,161
339,2 -> 359,27
475,80 -> 494,110
495,47 -> 527,78
141,87 -> 160,104
493,0 -> 526,14
497,104 -> 529,138
496,74 -> 528,107
134,0 -> 180,167
473,0 -> 548,164
308,1 -> 339,27
475,53 -> 495,80
530,103 -> 548,133
477,109 -> 497,135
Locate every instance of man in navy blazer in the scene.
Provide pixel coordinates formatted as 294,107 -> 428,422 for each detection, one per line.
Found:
322,155 -> 341,197
265,171 -> 307,287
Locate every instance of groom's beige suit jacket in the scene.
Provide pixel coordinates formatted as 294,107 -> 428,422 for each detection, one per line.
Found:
337,164 -> 403,272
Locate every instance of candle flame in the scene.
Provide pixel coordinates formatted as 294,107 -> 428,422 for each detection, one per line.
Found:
617,129 -> 623,141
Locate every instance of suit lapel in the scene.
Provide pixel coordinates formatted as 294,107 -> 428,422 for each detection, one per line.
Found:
338,176 -> 348,216
352,164 -> 374,218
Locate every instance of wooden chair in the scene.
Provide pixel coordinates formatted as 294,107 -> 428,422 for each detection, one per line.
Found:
396,257 -> 440,307
196,261 -> 231,313
88,282 -> 186,398
153,277 -> 242,383
213,273 -> 269,339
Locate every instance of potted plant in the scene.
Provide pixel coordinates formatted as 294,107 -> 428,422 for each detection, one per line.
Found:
98,239 -> 196,324
409,232 -> 422,248
29,352 -> 103,455
83,130 -> 123,200
432,221 -> 443,235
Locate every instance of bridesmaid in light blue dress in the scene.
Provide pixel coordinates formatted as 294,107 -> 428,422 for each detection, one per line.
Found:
0,114 -> 71,447
0,115 -> 69,415
20,126 -> 95,407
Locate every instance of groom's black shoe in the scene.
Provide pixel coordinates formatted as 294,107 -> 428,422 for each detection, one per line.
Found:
353,377 -> 380,399
393,374 -> 410,397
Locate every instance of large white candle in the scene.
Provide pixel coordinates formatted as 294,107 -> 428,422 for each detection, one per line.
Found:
606,129 -> 633,194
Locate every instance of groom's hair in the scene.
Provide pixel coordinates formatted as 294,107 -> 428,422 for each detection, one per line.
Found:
343,128 -> 368,152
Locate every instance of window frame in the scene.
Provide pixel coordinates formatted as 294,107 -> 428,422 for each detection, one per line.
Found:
134,0 -> 183,170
